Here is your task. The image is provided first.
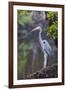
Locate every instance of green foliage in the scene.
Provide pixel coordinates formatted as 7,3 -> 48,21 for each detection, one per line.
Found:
47,12 -> 58,40
18,42 -> 32,79
47,12 -> 58,22
18,42 -> 32,50
18,57 -> 27,79
18,42 -> 32,61
17,10 -> 33,79
17,10 -> 32,26
48,21 -> 58,40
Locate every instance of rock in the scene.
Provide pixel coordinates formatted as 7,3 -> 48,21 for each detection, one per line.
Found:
26,64 -> 58,79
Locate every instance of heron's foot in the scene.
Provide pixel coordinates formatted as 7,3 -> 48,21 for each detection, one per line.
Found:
43,66 -> 47,69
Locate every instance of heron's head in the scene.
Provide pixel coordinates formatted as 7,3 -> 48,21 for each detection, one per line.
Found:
30,26 -> 42,33
43,40 -> 53,56
27,26 -> 42,40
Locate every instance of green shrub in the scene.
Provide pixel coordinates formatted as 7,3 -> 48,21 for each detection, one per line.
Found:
47,12 -> 58,41
17,10 -> 32,26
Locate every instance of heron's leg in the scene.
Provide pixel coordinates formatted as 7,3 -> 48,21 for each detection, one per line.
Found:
43,51 -> 48,68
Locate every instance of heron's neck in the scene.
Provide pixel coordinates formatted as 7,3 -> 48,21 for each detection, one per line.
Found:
39,32 -> 42,42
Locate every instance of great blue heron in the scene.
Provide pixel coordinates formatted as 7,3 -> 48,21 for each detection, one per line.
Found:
31,26 -> 52,68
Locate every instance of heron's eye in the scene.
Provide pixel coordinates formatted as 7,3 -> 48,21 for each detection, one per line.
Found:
43,42 -> 45,44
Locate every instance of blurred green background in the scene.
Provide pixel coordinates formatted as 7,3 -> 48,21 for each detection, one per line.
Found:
17,10 -> 58,79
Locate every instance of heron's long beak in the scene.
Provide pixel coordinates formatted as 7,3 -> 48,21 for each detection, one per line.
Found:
30,26 -> 42,32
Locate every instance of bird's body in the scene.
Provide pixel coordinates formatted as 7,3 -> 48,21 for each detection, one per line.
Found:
31,26 -> 52,68
43,40 -> 52,56
38,28 -> 52,68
